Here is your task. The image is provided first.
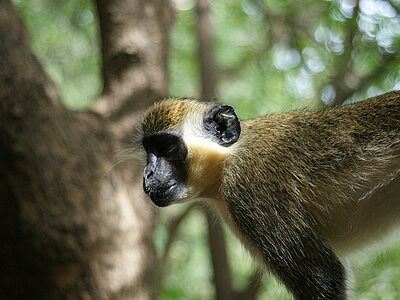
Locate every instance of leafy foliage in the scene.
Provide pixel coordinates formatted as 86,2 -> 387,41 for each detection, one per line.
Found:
168,0 -> 400,298
14,0 -> 400,298
13,0 -> 100,109
170,0 -> 400,117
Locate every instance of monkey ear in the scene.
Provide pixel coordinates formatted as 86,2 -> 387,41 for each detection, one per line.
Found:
204,104 -> 241,146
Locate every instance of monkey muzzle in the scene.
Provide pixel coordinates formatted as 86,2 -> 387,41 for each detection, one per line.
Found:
143,178 -> 182,207
143,153 -> 186,207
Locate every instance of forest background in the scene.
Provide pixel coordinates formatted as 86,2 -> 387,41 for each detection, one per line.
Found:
2,0 -> 400,299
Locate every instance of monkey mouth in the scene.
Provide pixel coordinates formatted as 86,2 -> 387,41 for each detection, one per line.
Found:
145,182 -> 184,207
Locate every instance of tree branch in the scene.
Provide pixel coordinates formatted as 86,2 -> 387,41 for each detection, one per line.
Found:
387,0 -> 400,16
196,0 -> 238,298
197,0 -> 217,99
93,0 -> 175,123
196,0 -> 236,299
160,204 -> 196,264
327,0 -> 360,106
156,204 -> 196,291
323,0 -> 400,105
334,54 -> 399,103
205,209 -> 235,300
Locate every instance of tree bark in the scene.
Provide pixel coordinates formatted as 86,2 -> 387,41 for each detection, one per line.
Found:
0,0 -> 174,299
94,0 -> 175,121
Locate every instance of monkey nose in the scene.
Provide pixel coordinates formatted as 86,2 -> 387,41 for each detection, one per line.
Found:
145,169 -> 154,179
144,154 -> 157,179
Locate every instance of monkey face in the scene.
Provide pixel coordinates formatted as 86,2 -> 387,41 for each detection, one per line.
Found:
140,99 -> 241,206
142,132 -> 188,207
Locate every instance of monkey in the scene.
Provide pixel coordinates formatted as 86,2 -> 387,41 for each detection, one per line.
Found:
135,90 -> 400,300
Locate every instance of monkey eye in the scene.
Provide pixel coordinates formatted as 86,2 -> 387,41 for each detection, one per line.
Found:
142,133 -> 187,159
204,104 -> 241,146
144,141 -> 174,157
158,143 -> 177,157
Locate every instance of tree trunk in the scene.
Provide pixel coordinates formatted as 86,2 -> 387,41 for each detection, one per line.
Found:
0,0 -> 174,299
196,1 -> 234,299
196,1 -> 263,299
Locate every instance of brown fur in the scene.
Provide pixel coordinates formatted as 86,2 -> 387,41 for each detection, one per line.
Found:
139,91 -> 400,300
218,92 -> 400,299
223,92 -> 400,254
141,99 -> 211,134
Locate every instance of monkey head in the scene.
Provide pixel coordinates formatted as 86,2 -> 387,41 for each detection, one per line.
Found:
138,99 -> 241,207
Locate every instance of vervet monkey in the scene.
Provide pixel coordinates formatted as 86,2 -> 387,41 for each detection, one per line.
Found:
136,91 -> 400,299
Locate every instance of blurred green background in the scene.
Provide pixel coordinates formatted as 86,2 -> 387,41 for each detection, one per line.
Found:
13,0 -> 400,299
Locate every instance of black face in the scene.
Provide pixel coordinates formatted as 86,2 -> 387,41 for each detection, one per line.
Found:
142,132 -> 188,207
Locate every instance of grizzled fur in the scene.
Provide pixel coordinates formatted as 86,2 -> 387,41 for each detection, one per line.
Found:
141,99 -> 213,135
138,91 -> 400,300
223,92 -> 400,299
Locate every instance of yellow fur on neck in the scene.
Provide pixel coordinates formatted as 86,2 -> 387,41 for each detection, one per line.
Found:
185,138 -> 231,200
